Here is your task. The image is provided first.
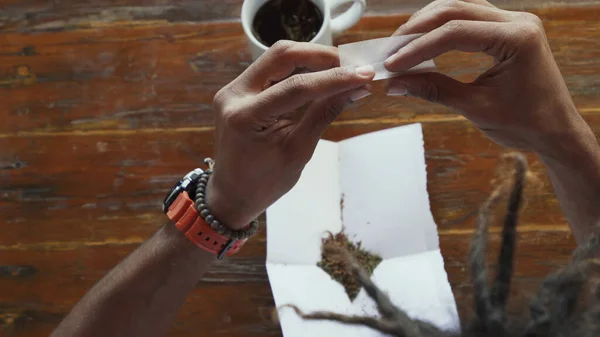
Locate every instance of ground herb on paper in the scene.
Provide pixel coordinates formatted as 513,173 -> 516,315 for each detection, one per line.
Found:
317,232 -> 382,301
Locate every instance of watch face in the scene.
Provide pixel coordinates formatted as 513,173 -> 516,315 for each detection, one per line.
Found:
183,168 -> 204,186
163,185 -> 182,213
163,168 -> 204,213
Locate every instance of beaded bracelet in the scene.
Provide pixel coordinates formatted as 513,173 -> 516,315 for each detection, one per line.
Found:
194,158 -> 260,241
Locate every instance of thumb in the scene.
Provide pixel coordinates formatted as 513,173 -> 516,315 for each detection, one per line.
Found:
386,72 -> 474,113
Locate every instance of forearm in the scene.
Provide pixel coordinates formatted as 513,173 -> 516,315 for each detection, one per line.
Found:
537,114 -> 600,243
52,224 -> 214,337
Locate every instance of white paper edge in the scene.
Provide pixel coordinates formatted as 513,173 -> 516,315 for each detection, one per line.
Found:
339,123 -> 439,258
266,140 -> 343,265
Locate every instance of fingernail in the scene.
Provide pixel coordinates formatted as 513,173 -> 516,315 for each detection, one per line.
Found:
387,84 -> 408,96
354,65 -> 375,78
384,54 -> 396,66
349,88 -> 372,102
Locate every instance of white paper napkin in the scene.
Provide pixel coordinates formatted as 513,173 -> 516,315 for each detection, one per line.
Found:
266,124 -> 460,337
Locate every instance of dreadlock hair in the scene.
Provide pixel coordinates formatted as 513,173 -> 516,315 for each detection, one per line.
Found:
285,153 -> 600,337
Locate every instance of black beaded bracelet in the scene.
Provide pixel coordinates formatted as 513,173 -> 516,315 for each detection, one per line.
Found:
194,158 -> 259,241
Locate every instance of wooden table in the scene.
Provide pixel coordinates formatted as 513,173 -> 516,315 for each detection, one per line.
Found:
1,1 -> 599,336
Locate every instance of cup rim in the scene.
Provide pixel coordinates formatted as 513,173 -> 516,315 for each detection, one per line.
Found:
241,0 -> 331,51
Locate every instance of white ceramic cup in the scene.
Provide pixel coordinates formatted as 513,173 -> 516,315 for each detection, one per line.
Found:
242,0 -> 367,60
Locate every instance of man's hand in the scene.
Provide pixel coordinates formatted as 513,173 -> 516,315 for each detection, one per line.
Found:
384,0 -> 595,158
385,0 -> 600,242
52,42 -> 374,337
206,41 -> 375,229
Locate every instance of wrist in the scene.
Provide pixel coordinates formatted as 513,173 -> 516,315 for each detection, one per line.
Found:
158,224 -> 215,264
535,115 -> 600,176
204,176 -> 254,230
533,102 -> 598,162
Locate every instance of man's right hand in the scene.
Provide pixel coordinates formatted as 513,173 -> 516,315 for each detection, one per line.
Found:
384,0 -> 596,160
207,41 -> 374,230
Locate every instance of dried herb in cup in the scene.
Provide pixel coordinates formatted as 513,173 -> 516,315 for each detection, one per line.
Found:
252,0 -> 324,47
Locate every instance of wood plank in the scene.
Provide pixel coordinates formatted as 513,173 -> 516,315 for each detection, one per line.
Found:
2,4 -> 597,337
441,230 -> 577,320
4,114 -> 593,246
0,231 -> 274,336
0,0 -> 598,31
1,7 -> 600,134
0,231 -> 576,336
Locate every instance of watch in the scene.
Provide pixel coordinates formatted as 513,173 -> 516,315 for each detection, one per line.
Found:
163,168 -> 246,259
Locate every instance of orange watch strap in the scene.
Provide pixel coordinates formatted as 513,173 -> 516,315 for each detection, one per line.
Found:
166,191 -> 246,257
167,191 -> 196,233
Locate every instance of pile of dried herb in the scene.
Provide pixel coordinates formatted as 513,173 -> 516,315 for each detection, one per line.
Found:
317,232 -> 382,301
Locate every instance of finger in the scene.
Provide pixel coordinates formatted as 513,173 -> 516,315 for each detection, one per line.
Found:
408,0 -> 447,22
393,1 -> 510,36
250,65 -> 375,119
464,0 -> 496,7
239,41 -> 340,92
298,85 -> 372,138
408,0 -> 496,24
396,0 -> 448,32
386,72 -> 476,113
394,0 -> 499,36
385,21 -> 527,72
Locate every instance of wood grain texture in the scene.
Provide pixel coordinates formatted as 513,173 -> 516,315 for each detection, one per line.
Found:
5,116 -> 594,246
1,2 -> 598,337
1,0 -> 599,31
2,7 -> 600,135
0,231 -> 577,336
0,115 -> 586,335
